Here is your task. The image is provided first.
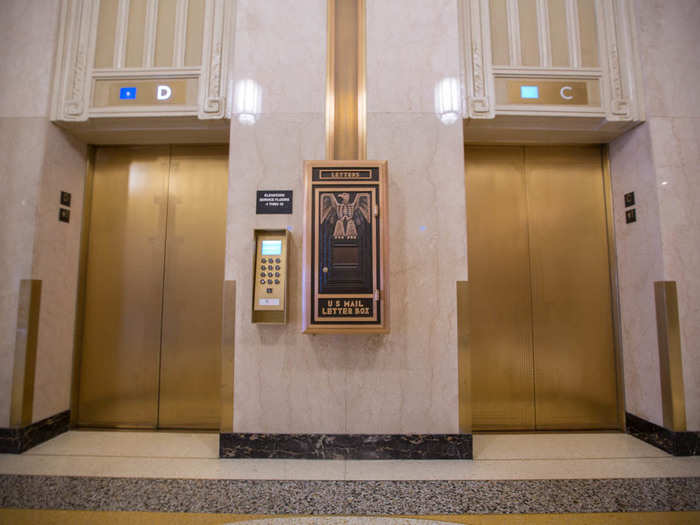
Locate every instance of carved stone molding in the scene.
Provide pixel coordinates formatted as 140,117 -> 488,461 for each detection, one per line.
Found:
460,0 -> 495,119
51,0 -> 234,126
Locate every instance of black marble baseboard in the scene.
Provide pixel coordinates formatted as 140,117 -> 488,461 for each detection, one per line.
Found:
219,433 -> 473,459
626,412 -> 699,456
0,410 -> 70,454
1,476 -> 698,514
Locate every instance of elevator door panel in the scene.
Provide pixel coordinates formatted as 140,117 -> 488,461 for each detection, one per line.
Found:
526,146 -> 618,429
78,147 -> 169,428
466,145 -> 618,431
158,146 -> 227,429
466,147 -> 535,430
78,146 -> 227,430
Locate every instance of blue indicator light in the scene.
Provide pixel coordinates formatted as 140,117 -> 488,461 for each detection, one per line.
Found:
520,85 -> 539,99
119,87 -> 137,100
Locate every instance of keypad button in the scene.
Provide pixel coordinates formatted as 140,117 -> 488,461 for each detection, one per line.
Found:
260,272 -> 265,278
275,258 -> 281,263
266,272 -> 272,277
267,279 -> 272,284
261,265 -> 266,270
261,258 -> 267,263
266,288 -> 273,294
260,279 -> 265,284
275,265 -> 280,270
274,279 -> 280,284
275,272 -> 280,277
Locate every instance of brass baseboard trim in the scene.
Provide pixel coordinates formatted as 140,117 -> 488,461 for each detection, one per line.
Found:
10,280 -> 42,427
654,281 -> 686,432
220,280 -> 236,433
457,281 -> 471,433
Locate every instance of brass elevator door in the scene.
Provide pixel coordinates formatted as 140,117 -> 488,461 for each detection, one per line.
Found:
466,145 -> 618,431
77,145 -> 228,429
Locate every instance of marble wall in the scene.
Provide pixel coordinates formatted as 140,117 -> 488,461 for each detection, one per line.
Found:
227,0 -> 466,434
610,0 -> 700,430
0,0 -> 87,426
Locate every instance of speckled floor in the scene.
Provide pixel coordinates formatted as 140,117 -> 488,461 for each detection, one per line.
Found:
1,431 -> 699,518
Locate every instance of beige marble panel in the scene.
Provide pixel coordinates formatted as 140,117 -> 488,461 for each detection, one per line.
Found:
227,113 -> 350,433
0,0 -> 61,118
30,124 -> 87,423
366,0 -> 461,113
635,1 -> 700,118
651,117 -> 700,431
232,0 -> 326,115
609,123 -> 665,427
0,117 -> 49,427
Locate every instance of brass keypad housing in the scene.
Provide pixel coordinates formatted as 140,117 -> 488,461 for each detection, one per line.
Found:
252,230 -> 289,324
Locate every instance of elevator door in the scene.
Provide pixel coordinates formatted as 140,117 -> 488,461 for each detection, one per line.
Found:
466,145 -> 619,431
77,145 -> 228,429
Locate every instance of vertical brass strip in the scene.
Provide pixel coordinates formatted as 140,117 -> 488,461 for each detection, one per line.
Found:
457,281 -> 471,433
10,280 -> 41,427
326,0 -> 366,161
220,280 -> 236,432
356,0 -> 366,160
654,281 -> 687,432
602,146 -> 626,430
325,0 -> 336,160
70,147 -> 96,427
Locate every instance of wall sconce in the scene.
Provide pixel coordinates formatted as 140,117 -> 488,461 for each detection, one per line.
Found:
234,79 -> 262,125
434,77 -> 461,125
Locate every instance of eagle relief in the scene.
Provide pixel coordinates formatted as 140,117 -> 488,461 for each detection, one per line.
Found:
320,192 -> 370,239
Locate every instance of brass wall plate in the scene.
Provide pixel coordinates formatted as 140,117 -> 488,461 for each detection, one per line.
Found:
302,160 -> 389,334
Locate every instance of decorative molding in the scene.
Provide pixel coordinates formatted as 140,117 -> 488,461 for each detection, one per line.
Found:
460,0 -> 495,119
506,0 -> 521,66
114,0 -> 130,69
536,0 -> 551,67
199,0 -> 232,119
0,411 -> 70,454
565,0 -> 581,68
58,0 -> 97,121
51,0 -> 234,125
142,0 -> 159,68
173,0 -> 189,67
626,413 -> 699,457
219,433 -> 473,460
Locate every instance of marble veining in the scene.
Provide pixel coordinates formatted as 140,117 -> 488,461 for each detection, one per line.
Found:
1,476 -> 698,514
0,410 -> 69,454
626,413 -> 700,456
219,433 -> 473,460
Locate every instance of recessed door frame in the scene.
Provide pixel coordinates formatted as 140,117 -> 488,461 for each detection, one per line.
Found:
463,143 -> 626,431
69,144 -> 232,432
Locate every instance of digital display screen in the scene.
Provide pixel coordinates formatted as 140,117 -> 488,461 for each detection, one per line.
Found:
119,87 -> 137,99
261,240 -> 282,255
520,85 -> 539,99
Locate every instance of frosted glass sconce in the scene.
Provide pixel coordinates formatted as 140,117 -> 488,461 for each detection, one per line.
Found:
434,77 -> 461,125
234,79 -> 262,125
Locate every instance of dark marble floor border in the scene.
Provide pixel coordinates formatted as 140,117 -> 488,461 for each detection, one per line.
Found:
0,410 -> 70,454
219,433 -> 473,459
626,412 -> 699,456
1,476 -> 698,514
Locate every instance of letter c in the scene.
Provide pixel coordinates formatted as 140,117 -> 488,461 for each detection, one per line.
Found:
560,86 -> 574,100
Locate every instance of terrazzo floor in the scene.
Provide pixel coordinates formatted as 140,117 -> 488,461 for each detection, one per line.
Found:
1,431 -> 699,521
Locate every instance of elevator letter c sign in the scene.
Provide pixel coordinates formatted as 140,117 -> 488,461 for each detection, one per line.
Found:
560,86 -> 574,100
157,85 -> 172,101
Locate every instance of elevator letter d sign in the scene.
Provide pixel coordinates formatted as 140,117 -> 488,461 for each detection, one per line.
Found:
157,85 -> 172,101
